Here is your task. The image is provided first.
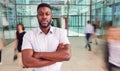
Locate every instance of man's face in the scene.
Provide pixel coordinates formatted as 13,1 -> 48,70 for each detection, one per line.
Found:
37,7 -> 52,28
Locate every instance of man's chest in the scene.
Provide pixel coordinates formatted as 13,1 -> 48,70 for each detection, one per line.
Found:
30,34 -> 60,52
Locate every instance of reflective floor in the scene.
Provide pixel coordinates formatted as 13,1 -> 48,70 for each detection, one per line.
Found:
0,37 -> 107,71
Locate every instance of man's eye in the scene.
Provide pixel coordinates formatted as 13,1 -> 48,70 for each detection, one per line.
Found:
46,13 -> 50,16
38,14 -> 42,16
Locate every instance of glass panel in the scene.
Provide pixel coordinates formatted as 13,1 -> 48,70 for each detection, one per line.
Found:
30,17 -> 39,28
68,15 -> 88,36
16,5 -> 68,16
69,5 -> 90,15
113,5 -> 120,26
96,8 -> 102,20
109,0 -> 114,4
68,16 -> 79,36
16,0 -> 66,4
115,0 -> 120,3
92,4 -> 95,10
106,0 -> 114,5
95,1 -> 103,8
16,5 -> 37,16
17,17 -> 31,27
17,16 -> 39,30
103,6 -> 112,21
0,0 -> 16,41
92,9 -> 95,19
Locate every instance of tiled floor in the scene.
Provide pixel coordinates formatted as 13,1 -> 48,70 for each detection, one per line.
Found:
0,37 -> 108,71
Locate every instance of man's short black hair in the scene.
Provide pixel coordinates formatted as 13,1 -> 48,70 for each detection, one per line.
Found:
37,3 -> 52,11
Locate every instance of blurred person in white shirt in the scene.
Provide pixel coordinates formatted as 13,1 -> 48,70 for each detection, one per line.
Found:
85,21 -> 94,51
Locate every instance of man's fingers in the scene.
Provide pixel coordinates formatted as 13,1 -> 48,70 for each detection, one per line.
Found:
58,43 -> 64,49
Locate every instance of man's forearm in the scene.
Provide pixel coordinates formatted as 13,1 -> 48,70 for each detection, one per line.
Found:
34,47 -> 71,62
33,44 -> 71,62
22,49 -> 56,68
23,56 -> 56,68
39,51 -> 70,62
34,52 -> 64,62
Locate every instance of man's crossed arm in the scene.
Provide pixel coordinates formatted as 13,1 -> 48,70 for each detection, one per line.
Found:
33,43 -> 71,62
22,43 -> 71,68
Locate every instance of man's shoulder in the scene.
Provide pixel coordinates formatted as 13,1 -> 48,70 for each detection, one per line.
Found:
52,27 -> 67,33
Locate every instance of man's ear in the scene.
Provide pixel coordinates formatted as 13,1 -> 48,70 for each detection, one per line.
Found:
37,14 -> 38,18
51,15 -> 53,19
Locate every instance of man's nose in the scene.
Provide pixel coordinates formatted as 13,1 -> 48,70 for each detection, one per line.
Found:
43,14 -> 47,19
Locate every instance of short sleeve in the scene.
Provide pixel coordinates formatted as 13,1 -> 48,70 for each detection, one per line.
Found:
59,29 -> 70,44
22,32 -> 33,50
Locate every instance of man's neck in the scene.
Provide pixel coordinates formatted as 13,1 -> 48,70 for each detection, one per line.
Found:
40,26 -> 50,34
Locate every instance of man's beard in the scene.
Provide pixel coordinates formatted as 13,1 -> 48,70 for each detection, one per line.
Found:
39,20 -> 51,28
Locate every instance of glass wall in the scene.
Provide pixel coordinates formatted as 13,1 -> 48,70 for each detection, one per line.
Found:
68,0 -> 90,36
113,4 -> 120,26
1,0 -> 120,45
0,0 -> 16,45
15,0 -> 68,31
14,0 -> 91,36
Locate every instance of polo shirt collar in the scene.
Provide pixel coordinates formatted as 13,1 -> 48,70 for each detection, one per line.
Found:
37,26 -> 54,34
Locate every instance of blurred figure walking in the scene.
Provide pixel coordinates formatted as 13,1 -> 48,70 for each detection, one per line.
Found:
85,21 -> 94,51
92,23 -> 98,45
106,21 -> 120,71
14,23 -> 26,71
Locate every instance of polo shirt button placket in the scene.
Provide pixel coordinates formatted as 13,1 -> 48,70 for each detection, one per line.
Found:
44,35 -> 48,51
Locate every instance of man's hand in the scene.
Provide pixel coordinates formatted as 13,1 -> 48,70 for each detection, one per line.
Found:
33,52 -> 41,59
57,43 -> 64,51
32,43 -> 71,62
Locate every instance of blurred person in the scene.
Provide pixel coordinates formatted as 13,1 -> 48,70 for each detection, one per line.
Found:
92,23 -> 98,45
22,3 -> 71,71
106,21 -> 120,71
96,18 -> 101,29
85,20 -> 94,51
91,19 -> 101,45
0,37 -> 4,64
14,23 -> 26,71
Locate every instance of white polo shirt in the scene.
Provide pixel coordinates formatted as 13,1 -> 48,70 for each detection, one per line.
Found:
85,24 -> 94,34
22,26 -> 70,71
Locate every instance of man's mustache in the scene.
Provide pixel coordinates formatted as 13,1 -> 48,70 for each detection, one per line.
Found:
40,20 -> 49,23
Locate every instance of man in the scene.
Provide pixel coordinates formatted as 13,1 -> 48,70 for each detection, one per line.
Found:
85,21 -> 94,51
22,3 -> 71,71
106,21 -> 120,71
